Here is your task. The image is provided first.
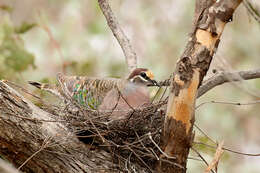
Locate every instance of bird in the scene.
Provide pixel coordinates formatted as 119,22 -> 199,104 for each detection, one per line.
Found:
28,68 -> 159,116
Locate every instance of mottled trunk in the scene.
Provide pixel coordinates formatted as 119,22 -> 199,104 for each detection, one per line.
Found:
157,0 -> 242,172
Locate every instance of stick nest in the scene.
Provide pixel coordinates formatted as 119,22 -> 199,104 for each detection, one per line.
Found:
43,99 -> 167,171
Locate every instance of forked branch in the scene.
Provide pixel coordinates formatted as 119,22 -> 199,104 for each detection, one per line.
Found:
98,0 -> 137,72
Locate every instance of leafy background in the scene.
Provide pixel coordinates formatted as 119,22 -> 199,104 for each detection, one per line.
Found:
1,0 -> 260,172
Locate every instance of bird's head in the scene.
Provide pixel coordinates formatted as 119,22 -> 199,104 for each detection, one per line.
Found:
127,68 -> 159,87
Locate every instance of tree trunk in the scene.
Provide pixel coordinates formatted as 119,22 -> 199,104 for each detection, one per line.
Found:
0,0 -> 248,172
0,81 -> 148,172
157,0 -> 242,172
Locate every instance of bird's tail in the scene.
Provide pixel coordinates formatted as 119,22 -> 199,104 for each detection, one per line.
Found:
28,81 -> 64,99
28,81 -> 45,89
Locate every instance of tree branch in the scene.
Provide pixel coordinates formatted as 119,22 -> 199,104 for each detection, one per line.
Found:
98,0 -> 137,72
204,141 -> 224,173
0,80 -> 122,173
159,69 -> 260,98
198,69 -> 260,97
243,0 -> 260,24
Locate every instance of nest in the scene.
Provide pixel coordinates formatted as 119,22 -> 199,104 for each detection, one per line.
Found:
42,97 -> 168,171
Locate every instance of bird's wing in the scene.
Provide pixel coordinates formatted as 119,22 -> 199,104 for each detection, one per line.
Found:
56,73 -> 119,109
99,82 -> 150,120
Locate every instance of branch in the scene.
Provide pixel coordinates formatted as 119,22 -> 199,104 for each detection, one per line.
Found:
194,142 -> 260,157
160,69 -> 260,98
198,69 -> 260,97
98,0 -> 137,72
159,0 -> 242,172
204,141 -> 224,173
0,80 -> 123,173
243,0 -> 260,24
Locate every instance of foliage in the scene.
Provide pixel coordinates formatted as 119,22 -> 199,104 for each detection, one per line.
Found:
0,14 -> 36,80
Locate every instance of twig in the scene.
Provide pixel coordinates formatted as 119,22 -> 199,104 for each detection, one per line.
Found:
18,136 -> 52,170
98,0 -> 137,72
148,132 -> 176,160
198,69 -> 260,98
194,122 -> 260,157
196,100 -> 260,109
194,124 -> 216,144
125,146 -> 153,173
115,86 -> 137,124
191,147 -> 216,173
243,0 -> 260,24
194,142 -> 260,157
59,85 -> 107,143
109,89 -> 121,116
151,86 -> 162,103
188,156 -> 203,161
205,141 -> 224,173
134,131 -> 155,158
117,87 -> 135,111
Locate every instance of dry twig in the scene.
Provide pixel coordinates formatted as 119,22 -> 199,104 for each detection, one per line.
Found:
191,148 -> 215,173
205,141 -> 224,173
243,0 -> 260,24
98,0 -> 137,72
194,142 -> 260,157
196,100 -> 260,109
198,69 -> 260,98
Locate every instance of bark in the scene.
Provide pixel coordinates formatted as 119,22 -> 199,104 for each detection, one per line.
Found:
0,1 -> 252,173
157,0 -> 242,172
198,69 -> 260,97
0,81 -> 147,173
160,68 -> 260,98
98,0 -> 138,72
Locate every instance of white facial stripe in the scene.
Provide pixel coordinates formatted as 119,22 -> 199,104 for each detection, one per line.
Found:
139,76 -> 148,82
132,75 -> 148,82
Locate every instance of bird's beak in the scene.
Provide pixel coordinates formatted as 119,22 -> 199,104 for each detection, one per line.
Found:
152,79 -> 160,87
147,78 -> 160,87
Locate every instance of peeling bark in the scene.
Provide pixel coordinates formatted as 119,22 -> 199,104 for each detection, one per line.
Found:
0,0 -> 246,172
158,0 -> 242,172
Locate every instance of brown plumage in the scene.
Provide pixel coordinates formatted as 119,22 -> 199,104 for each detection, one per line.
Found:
29,68 -> 159,117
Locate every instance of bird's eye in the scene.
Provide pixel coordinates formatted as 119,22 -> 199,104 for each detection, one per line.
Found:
140,72 -> 146,78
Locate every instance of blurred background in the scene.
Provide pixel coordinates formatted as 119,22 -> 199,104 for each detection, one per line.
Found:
0,0 -> 260,172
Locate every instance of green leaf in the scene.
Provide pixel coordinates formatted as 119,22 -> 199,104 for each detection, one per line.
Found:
4,48 -> 35,72
0,15 -> 36,78
15,22 -> 37,34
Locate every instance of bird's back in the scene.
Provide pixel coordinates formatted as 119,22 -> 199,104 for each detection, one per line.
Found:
57,73 -> 122,109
